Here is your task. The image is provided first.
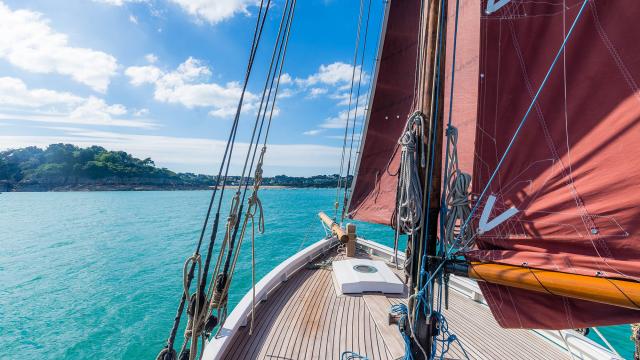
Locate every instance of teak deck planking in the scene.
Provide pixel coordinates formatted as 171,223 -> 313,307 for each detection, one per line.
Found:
222,250 -> 567,359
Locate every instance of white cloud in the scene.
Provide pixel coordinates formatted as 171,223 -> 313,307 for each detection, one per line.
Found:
292,62 -> 370,103
129,14 -> 138,24
0,77 -> 83,108
0,128 -> 342,175
319,107 -> 366,129
69,97 -> 127,121
145,53 -> 158,64
331,92 -> 369,107
277,88 -> 296,99
279,73 -> 292,85
125,65 -> 163,86
0,111 -> 155,129
93,0 -> 147,6
168,0 -> 261,24
308,87 -> 328,98
303,129 -> 324,136
0,2 -> 118,92
126,57 -> 258,118
295,62 -> 368,88
0,77 -> 153,128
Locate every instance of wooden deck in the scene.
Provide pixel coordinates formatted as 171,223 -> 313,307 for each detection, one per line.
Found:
221,248 -> 568,360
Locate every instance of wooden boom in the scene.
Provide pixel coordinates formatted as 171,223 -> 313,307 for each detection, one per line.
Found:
318,211 -> 349,243
466,262 -> 640,310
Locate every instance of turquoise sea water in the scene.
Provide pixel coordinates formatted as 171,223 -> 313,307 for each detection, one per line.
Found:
0,190 -> 634,359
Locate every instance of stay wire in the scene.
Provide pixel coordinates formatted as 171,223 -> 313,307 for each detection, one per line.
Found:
204,0 -> 297,338
259,0 -> 297,148
194,0 -> 273,306
335,0 -> 366,221
219,0 -> 296,281
216,0 -> 298,318
411,0 -> 429,111
236,0 -> 294,192
438,0 -> 461,255
340,0 -> 373,223
161,0 -> 271,354
197,0 -> 273,296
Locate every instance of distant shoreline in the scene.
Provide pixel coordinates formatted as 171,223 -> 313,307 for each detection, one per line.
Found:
1,144 -> 352,192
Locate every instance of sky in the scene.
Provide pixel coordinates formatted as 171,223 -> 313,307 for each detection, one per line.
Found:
0,0 -> 385,176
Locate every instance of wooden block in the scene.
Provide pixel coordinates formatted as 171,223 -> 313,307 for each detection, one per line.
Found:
346,223 -> 356,257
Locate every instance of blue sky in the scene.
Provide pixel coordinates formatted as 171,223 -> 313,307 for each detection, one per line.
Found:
0,0 -> 385,175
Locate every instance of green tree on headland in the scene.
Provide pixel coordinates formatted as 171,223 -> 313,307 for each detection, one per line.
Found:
0,144 -> 351,191
0,144 -> 178,181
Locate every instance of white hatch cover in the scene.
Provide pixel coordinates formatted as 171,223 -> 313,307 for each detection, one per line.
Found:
332,259 -> 404,294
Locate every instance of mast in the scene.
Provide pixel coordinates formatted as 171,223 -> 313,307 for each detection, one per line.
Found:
409,0 -> 448,357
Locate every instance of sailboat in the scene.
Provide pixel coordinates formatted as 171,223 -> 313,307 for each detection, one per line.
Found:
155,0 -> 640,359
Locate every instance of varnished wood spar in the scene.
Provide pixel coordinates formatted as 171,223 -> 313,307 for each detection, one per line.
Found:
467,262 -> 640,310
318,212 -> 357,257
318,211 -> 349,243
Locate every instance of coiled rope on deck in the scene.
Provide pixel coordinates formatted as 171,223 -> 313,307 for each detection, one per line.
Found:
340,351 -> 369,360
430,311 -> 468,360
390,303 -> 416,360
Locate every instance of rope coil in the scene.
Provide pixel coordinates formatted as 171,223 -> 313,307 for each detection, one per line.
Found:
396,112 -> 426,236
443,126 -> 473,249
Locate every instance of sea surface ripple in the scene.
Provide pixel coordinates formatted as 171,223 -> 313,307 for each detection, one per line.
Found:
0,190 -> 633,359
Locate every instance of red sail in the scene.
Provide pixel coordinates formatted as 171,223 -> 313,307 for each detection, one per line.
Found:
349,0 -> 480,225
466,0 -> 640,329
443,0 -> 480,176
347,0 -> 421,225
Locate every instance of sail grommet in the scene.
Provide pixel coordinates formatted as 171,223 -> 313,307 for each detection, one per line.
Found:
591,228 -> 599,235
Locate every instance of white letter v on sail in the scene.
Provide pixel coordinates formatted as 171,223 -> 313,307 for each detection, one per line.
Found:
478,195 -> 519,234
486,0 -> 511,14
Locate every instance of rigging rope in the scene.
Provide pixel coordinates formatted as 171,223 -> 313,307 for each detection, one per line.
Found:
182,254 -> 206,360
157,1 -> 272,359
632,324 -> 640,360
404,2 -> 468,360
396,112 -> 426,236
430,311 -> 468,360
335,0 -> 367,221
411,0 -> 448,334
439,0 -> 462,255
161,0 -> 297,357
340,0 -> 373,223
443,126 -> 472,249
206,0 -> 297,341
390,303 -> 415,360
340,351 -> 369,360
